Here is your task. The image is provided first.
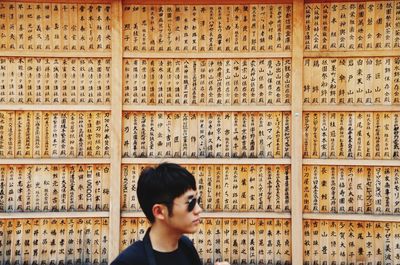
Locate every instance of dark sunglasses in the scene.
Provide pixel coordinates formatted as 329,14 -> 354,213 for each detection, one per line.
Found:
186,196 -> 201,212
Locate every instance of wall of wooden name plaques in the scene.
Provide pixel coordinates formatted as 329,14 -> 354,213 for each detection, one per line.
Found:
302,1 -> 400,265
120,217 -> 292,265
0,1 -> 113,265
0,0 -> 399,265
121,2 -> 293,265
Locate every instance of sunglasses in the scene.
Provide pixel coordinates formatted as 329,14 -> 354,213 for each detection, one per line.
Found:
186,196 -> 201,212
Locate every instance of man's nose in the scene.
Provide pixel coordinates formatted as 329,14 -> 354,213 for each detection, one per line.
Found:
194,201 -> 203,214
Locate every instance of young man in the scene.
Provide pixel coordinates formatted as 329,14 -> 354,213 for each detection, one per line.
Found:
111,163 -> 229,265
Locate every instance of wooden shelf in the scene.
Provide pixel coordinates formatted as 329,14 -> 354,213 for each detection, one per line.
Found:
0,211 -> 109,219
122,211 -> 291,219
0,158 -> 110,165
123,105 -> 291,112
123,0 -> 292,4
124,51 -> 292,59
303,213 -> 400,222
122,158 -> 291,165
0,105 -> 111,111
2,0 -> 111,3
304,50 -> 400,58
4,104 -> 398,113
303,159 -> 400,167
0,50 -> 112,58
303,105 -> 400,112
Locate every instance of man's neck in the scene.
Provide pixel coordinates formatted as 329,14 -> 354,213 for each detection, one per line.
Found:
149,223 -> 182,252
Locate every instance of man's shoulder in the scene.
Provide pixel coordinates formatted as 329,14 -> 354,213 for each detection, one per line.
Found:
111,240 -> 147,265
179,235 -> 201,264
180,235 -> 195,248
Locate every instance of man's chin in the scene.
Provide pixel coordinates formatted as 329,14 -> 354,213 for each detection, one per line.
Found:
186,226 -> 200,234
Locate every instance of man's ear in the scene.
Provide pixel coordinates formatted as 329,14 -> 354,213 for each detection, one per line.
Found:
152,204 -> 167,221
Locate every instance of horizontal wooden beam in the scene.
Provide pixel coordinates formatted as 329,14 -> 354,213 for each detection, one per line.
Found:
0,158 -> 110,165
123,105 -> 291,112
122,158 -> 291,165
305,0 -> 388,3
303,105 -> 400,112
123,0 -> 292,5
304,213 -> 400,222
0,105 -> 111,111
303,159 -> 400,167
304,50 -> 400,58
124,51 -> 292,59
0,211 -> 109,219
122,211 -> 291,219
0,51 -> 112,58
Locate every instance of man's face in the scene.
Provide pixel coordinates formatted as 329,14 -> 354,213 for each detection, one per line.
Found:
164,189 -> 203,234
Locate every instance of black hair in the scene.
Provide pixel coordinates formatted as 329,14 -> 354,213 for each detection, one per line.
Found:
137,163 -> 197,223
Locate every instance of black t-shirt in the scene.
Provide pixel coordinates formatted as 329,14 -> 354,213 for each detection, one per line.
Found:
153,247 -> 192,265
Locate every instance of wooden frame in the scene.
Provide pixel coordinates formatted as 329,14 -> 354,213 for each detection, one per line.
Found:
0,0 -> 399,264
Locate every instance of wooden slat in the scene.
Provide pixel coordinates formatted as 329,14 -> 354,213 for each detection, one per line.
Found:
121,211 -> 291,219
124,51 -> 291,59
303,105 -> 400,112
0,158 -> 110,165
291,1 -> 304,265
0,105 -> 111,111
123,0 -> 292,4
123,105 -> 291,112
0,211 -> 109,219
304,50 -> 400,58
303,159 -> 400,167
304,213 -> 400,222
109,0 -> 123,262
1,0 -> 111,3
122,158 -> 291,165
305,0 -> 395,4
0,51 -> 111,58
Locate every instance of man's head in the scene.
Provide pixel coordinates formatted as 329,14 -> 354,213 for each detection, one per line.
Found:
137,163 -> 199,224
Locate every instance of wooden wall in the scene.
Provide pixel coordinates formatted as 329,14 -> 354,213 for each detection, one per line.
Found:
0,0 -> 399,265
